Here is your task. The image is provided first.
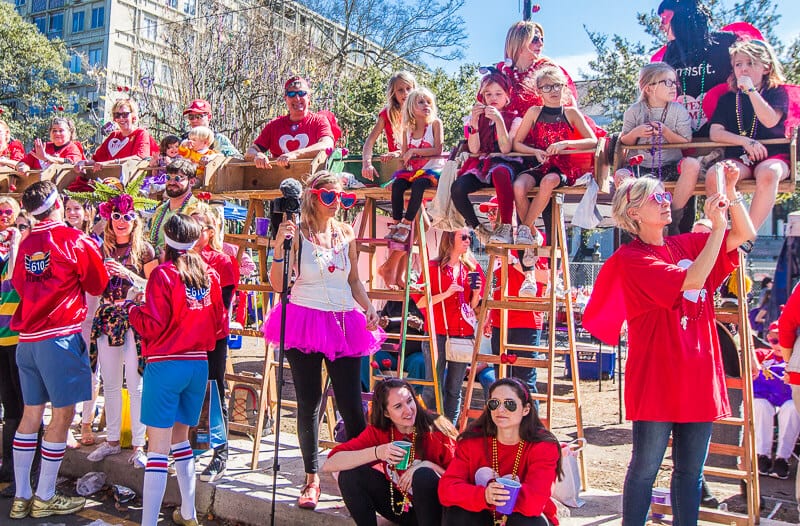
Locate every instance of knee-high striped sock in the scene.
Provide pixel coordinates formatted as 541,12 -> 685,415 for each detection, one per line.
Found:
171,440 -> 197,521
12,432 -> 37,500
141,453 -> 169,526
34,440 -> 66,501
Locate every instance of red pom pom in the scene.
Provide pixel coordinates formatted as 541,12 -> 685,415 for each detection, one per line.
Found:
325,147 -> 333,156
381,359 -> 392,368
341,148 -> 349,156
370,360 -> 380,369
117,86 -> 123,92
531,4 -> 541,13
57,106 -> 64,112
124,86 -> 130,92
629,155 -> 644,166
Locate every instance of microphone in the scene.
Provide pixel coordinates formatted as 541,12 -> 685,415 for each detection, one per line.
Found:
269,178 -> 303,239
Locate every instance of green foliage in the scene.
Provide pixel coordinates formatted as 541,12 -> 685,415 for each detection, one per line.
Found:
0,3 -> 93,148
420,64 -> 480,150
65,171 -> 160,210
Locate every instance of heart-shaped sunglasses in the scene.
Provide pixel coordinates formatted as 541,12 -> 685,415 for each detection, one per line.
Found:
310,188 -> 357,209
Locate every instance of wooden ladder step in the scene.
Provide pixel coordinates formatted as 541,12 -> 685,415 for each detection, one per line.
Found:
700,466 -> 749,479
381,333 -> 432,342
715,416 -> 746,426
650,504 -> 750,526
480,355 -> 550,369
224,373 -> 263,386
706,442 -> 745,457
230,328 -> 264,338
530,393 -> 575,403
484,299 -> 551,312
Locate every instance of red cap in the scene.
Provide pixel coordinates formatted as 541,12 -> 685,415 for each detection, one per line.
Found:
183,99 -> 212,116
284,76 -> 310,92
768,321 -> 779,333
478,196 -> 499,213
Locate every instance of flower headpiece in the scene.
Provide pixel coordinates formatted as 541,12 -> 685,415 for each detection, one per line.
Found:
66,172 -> 159,218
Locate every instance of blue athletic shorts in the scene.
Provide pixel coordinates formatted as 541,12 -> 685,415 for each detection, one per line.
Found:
141,360 -> 209,428
16,334 -> 91,408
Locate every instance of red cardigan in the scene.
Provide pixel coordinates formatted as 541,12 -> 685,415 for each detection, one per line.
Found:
439,436 -> 560,524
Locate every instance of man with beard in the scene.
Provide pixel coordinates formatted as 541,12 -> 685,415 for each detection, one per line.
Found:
147,158 -> 200,256
245,76 -> 334,169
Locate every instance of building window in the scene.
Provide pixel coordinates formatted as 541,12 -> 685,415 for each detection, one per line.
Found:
88,47 -> 102,67
161,64 -> 172,85
91,6 -> 104,29
140,56 -> 155,77
72,11 -> 84,33
183,0 -> 195,15
14,0 -> 25,7
33,16 -> 47,33
48,0 -> 63,8
142,15 -> 157,40
31,0 -> 45,12
48,12 -> 64,38
69,54 -> 82,74
165,0 -> 177,8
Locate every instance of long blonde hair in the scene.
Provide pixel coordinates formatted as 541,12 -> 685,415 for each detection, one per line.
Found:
402,88 -> 438,132
192,202 -> 224,252
436,231 -> 477,271
385,71 -> 417,144
103,211 -> 146,271
505,21 -> 545,67
728,39 -> 786,91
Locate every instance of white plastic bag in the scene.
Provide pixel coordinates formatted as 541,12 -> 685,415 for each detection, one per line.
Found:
572,174 -> 602,229
427,158 -> 466,232
551,438 -> 586,508
76,471 -> 107,496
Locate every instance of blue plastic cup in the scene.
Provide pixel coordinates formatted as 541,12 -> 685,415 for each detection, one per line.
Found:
495,477 -> 521,515
255,217 -> 270,237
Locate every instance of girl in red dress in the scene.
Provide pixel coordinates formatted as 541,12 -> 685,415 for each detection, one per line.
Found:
582,167 -> 756,525
439,378 -> 561,525
323,378 -> 456,526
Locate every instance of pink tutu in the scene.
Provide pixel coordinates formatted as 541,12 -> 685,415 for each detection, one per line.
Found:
263,302 -> 386,361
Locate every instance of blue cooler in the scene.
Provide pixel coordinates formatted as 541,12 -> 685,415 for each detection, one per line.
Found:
228,322 -> 243,349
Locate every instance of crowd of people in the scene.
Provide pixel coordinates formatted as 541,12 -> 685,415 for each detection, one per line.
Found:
0,1 -> 798,525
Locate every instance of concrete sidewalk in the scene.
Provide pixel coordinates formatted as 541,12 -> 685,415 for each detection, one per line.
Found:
62,432 -> 792,526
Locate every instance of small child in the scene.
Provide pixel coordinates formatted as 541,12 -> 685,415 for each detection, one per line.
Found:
754,321 -> 799,480
709,39 -> 791,230
178,126 -> 221,180
145,135 -> 180,194
512,66 -> 597,250
388,87 -> 445,244
619,62 -> 701,234
451,69 -> 522,245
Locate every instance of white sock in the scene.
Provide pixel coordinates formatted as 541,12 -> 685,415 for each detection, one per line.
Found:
34,440 -> 65,501
12,432 -> 37,500
141,453 -> 169,526
171,440 -> 196,520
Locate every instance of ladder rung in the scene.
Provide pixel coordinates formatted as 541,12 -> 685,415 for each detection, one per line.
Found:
706,442 -> 745,456
530,393 -> 575,403
484,299 -> 550,312
725,377 -> 743,389
714,306 -> 740,316
486,243 -> 552,253
230,328 -> 264,338
356,237 -> 391,246
480,355 -> 550,369
650,503 -> 750,526
715,416 -> 746,426
367,290 -> 413,301
700,466 -> 749,479
224,374 -> 264,386
502,343 -> 552,354
381,333 -> 431,342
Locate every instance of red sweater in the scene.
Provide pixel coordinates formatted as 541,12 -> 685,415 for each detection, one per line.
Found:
199,246 -> 238,338
439,436 -> 560,524
11,220 -> 109,342
329,424 -> 456,493
1,140 -> 25,161
128,262 -> 223,362
93,129 -> 151,161
20,142 -> 84,170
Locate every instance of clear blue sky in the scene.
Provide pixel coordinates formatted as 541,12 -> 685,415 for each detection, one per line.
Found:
431,1 -> 800,78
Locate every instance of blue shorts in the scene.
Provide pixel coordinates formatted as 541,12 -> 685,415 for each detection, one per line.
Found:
16,334 -> 91,408
141,360 -> 209,428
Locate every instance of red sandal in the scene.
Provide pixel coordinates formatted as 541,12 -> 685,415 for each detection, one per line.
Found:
297,482 -> 320,509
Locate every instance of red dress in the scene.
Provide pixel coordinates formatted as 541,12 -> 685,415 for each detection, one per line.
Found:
524,107 -> 592,185
379,107 -> 400,152
1,140 -> 25,161
582,233 -> 739,422
496,59 -> 579,116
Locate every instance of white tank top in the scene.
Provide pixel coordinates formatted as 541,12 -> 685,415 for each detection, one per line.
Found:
290,232 -> 355,312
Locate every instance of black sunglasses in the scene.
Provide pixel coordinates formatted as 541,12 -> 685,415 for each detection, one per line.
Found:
113,111 -> 131,119
461,234 -> 471,241
285,90 -> 308,98
487,398 -> 518,412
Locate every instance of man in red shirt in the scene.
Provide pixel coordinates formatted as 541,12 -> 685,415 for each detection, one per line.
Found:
9,181 -> 108,519
245,76 -> 334,169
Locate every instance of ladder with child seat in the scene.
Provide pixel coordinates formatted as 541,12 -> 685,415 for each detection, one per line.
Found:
456,191 -> 588,490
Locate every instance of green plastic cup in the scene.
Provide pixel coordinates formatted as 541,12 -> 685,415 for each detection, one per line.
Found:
393,440 -> 412,469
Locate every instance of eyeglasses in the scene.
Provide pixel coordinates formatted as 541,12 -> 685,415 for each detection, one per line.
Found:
487,398 -> 518,412
531,35 -> 544,45
650,79 -> 678,88
310,188 -> 357,209
538,83 -> 563,93
768,336 -> 779,345
285,90 -> 308,98
111,212 -> 136,222
113,111 -> 131,119
15,223 -> 29,231
460,234 -> 471,241
186,113 -> 206,120
648,191 -> 673,204
0,209 -> 14,217
166,173 -> 188,183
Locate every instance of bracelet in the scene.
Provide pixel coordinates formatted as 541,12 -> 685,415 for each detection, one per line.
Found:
744,87 -> 758,94
730,194 -> 745,206
272,257 -> 284,263
374,445 -> 379,460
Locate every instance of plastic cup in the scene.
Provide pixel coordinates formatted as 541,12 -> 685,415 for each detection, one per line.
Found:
255,217 -> 270,237
650,487 -> 671,520
392,440 -> 412,470
468,271 -> 480,289
495,477 -> 521,515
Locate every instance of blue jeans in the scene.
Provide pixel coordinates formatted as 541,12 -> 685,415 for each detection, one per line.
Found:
623,421 -> 713,526
421,335 -> 469,424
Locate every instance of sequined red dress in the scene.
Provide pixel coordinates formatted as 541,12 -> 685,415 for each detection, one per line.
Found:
523,106 -> 593,185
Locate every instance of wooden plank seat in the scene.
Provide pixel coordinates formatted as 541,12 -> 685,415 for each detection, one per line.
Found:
612,126 -> 799,195
202,151 -> 327,193
0,163 -> 80,194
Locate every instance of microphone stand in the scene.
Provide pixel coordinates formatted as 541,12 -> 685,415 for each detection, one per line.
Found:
270,228 -> 293,526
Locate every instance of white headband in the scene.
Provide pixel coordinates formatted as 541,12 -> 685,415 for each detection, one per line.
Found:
31,190 -> 58,215
164,234 -> 197,251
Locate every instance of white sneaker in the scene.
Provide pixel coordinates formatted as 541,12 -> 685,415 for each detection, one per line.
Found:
129,448 -> 147,469
522,248 -> 539,268
518,278 -> 538,298
87,441 -> 122,462
515,225 -> 535,245
474,223 -> 495,245
489,224 -> 514,244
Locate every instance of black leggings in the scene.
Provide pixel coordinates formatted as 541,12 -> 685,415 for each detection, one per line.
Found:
338,463 -> 442,526
392,178 -> 433,222
443,505 -> 548,526
0,345 -> 23,421
285,348 -> 365,473
450,173 -> 486,229
207,337 -> 229,457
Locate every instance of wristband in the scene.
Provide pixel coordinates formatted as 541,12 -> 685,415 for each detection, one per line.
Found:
374,445 -> 379,460
730,194 -> 745,206
272,257 -> 284,263
744,87 -> 757,94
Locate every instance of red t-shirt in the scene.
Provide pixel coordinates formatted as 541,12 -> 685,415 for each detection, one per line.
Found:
490,256 -> 546,329
412,260 -> 485,337
1,140 -> 25,161
379,107 -> 400,152
583,233 -> 738,422
779,283 -> 800,350
93,128 -> 152,162
20,142 -> 84,170
199,246 -> 238,339
253,113 -> 333,158
439,436 -> 559,524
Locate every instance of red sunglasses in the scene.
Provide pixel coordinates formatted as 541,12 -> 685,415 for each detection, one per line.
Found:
310,188 -> 357,209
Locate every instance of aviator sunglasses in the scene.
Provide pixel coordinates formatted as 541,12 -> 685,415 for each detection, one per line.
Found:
487,398 -> 518,412
285,90 -> 308,98
310,188 -> 357,209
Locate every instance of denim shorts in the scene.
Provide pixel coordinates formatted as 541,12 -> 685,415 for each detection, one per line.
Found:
141,360 -> 209,428
16,334 -> 91,408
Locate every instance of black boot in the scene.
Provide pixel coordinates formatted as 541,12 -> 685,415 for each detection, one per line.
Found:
0,419 -> 20,483
700,478 -> 719,508
200,443 -> 227,483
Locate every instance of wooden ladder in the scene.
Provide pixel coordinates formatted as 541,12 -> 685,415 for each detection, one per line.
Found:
456,192 -> 588,490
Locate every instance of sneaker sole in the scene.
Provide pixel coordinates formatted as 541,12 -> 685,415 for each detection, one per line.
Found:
200,470 -> 225,483
30,502 -> 85,518
769,473 -> 789,480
